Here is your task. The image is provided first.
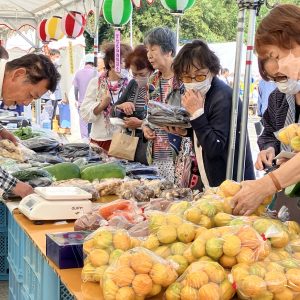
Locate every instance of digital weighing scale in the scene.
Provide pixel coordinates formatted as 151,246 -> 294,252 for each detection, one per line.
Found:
18,187 -> 93,221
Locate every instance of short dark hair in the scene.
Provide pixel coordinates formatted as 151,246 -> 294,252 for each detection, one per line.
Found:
144,27 -> 176,57
49,49 -> 60,56
125,45 -> 154,72
221,68 -> 229,75
102,43 -> 132,71
173,40 -> 221,79
5,54 -> 61,93
0,46 -> 8,60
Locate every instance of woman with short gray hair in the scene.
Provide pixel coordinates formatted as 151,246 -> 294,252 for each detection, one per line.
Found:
142,27 -> 184,183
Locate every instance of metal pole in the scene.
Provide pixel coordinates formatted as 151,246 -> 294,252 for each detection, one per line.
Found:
237,7 -> 257,180
93,0 -> 103,73
176,15 -> 180,51
130,16 -> 133,48
34,22 -> 42,125
226,7 -> 246,179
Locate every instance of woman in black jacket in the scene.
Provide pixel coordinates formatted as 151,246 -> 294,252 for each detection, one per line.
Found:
171,40 -> 255,187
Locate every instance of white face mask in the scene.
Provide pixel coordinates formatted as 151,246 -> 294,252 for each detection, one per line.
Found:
135,76 -> 149,87
278,51 -> 300,81
119,68 -> 129,79
184,75 -> 212,96
276,79 -> 300,95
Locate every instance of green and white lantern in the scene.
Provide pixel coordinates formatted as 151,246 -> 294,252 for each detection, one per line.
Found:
103,0 -> 133,27
160,0 -> 196,14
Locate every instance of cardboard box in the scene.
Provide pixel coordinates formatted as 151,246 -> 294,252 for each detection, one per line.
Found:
46,231 -> 90,269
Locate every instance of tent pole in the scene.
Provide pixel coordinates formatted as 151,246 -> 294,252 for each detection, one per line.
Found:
130,16 -> 133,48
176,15 -> 180,51
237,7 -> 257,181
94,0 -> 104,71
226,6 -> 246,180
34,19 -> 41,125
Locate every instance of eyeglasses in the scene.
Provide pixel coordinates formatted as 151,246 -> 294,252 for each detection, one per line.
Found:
180,71 -> 209,83
267,75 -> 288,83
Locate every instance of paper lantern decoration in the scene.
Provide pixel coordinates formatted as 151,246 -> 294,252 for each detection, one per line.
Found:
61,11 -> 86,39
103,0 -> 133,27
37,19 -> 50,44
160,0 -> 196,13
45,16 -> 64,41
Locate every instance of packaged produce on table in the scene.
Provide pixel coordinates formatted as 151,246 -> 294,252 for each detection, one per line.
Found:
252,218 -> 290,249
147,100 -> 191,128
276,123 -> 300,151
183,195 -> 235,229
186,225 -> 270,269
31,154 -> 65,164
285,220 -> 300,240
127,220 -> 149,238
216,179 -> 273,216
98,199 -> 143,224
58,143 -> 102,162
93,179 -> 123,196
13,126 -> 41,140
165,260 -> 235,300
74,209 -> 105,231
81,227 -> 142,283
51,179 -> 99,200
0,139 -> 26,161
22,137 -> 61,153
160,188 -> 193,202
43,162 -> 81,181
231,259 -> 300,300
142,198 -> 173,213
101,247 -> 178,300
80,162 -> 126,182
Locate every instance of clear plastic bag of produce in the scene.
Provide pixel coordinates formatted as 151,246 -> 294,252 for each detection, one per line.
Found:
0,157 -> 21,173
98,199 -> 143,224
22,137 -> 61,153
186,225 -> 270,269
93,179 -> 124,196
147,100 -> 191,128
142,198 -> 173,213
230,260 -> 300,300
101,247 -> 178,300
252,218 -> 290,249
81,227 -> 142,283
74,205 -> 105,231
165,260 -> 234,300
275,123 -> 300,151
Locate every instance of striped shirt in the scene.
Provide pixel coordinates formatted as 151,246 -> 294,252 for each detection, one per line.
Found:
258,89 -> 291,155
153,78 -> 173,161
129,87 -> 147,110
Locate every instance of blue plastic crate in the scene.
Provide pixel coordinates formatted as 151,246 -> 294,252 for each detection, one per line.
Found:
22,233 -> 60,300
7,212 -> 25,282
9,263 -> 22,300
0,202 -> 7,229
60,282 -> 74,300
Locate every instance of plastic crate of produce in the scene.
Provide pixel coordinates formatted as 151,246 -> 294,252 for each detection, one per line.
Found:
60,282 -> 74,300
7,212 -> 25,282
22,233 -> 60,300
8,263 -> 23,300
0,202 -> 7,229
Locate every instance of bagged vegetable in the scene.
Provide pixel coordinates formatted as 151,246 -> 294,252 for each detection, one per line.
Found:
13,126 -> 41,140
81,227 -> 141,283
98,199 -> 142,224
187,225 -> 270,268
147,100 -> 191,128
93,179 -> 124,196
0,140 -> 24,161
165,260 -> 234,300
74,209 -> 105,231
276,123 -> 300,151
22,137 -> 60,153
59,143 -> 102,162
101,247 -> 178,300
231,260 -> 300,300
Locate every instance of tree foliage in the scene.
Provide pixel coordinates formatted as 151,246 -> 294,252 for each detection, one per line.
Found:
84,0 -> 300,52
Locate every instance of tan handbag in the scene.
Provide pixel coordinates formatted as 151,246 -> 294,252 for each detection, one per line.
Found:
108,130 -> 139,161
